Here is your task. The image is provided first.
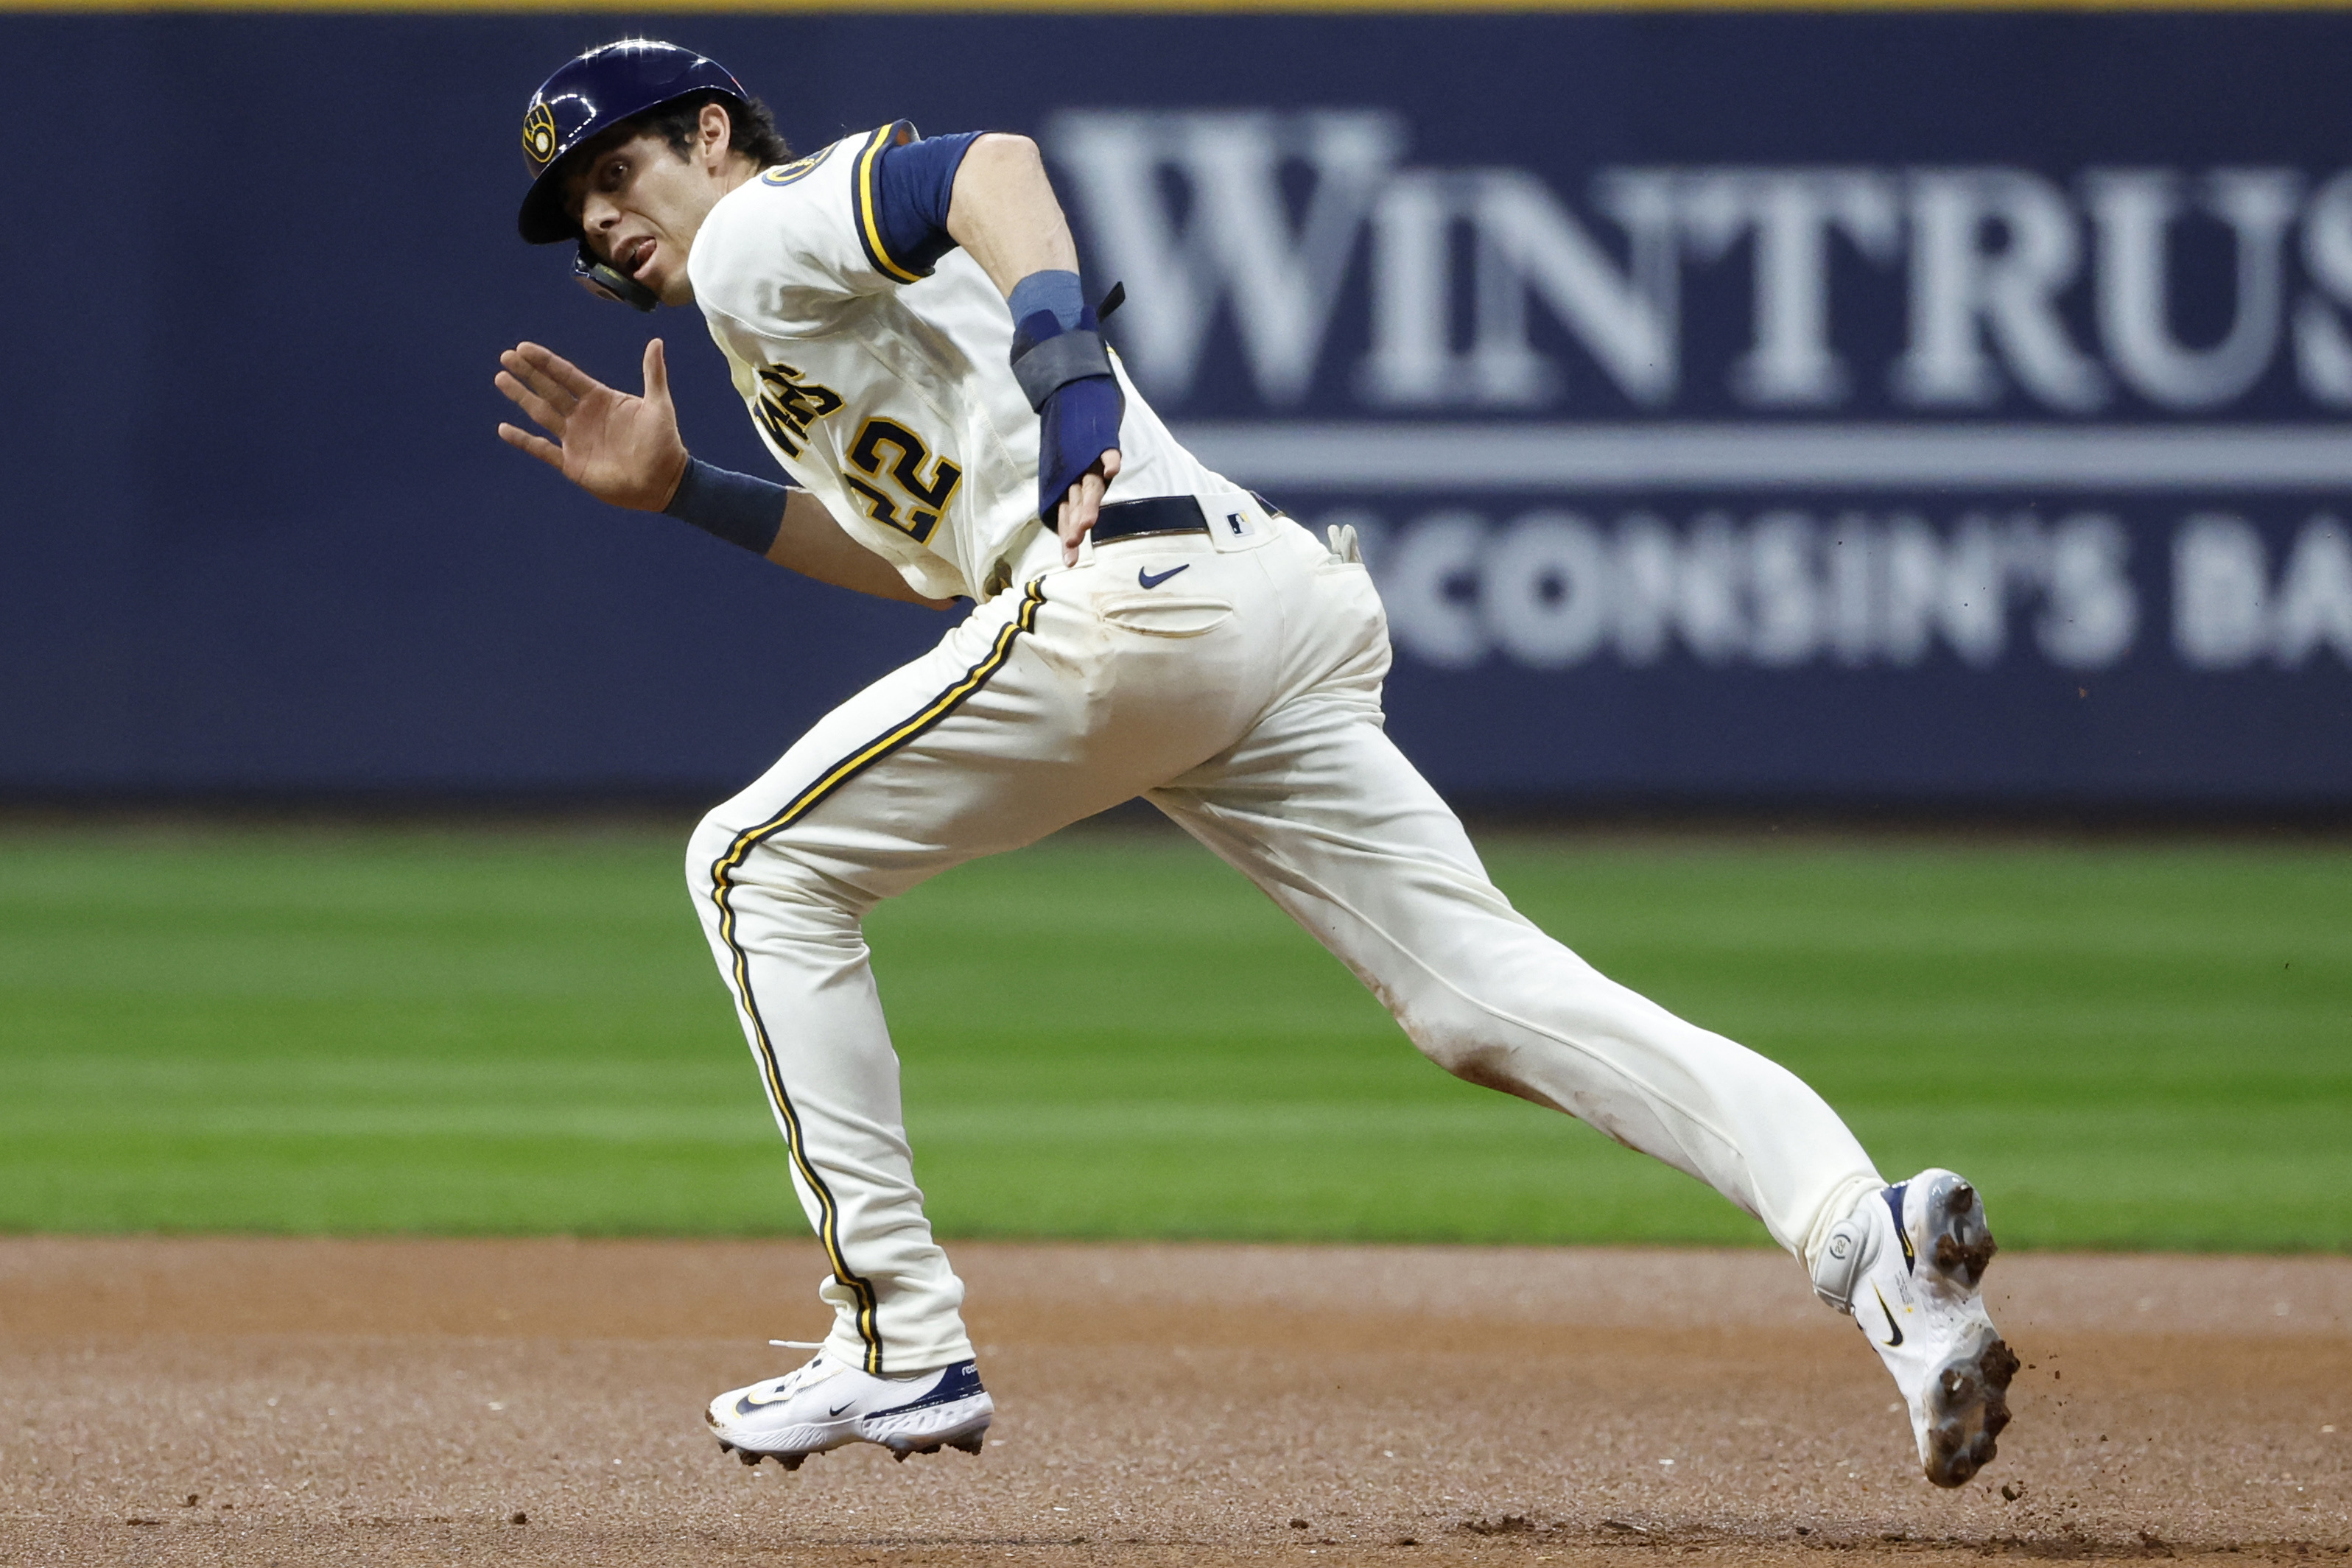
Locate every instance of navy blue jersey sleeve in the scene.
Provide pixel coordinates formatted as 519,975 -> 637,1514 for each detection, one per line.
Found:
849,122 -> 983,283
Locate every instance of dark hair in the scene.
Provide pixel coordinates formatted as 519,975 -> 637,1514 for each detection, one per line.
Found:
632,90 -> 792,171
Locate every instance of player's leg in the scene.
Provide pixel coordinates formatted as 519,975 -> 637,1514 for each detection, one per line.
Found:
1137,526 -> 1878,1261
1153,692 -> 1884,1265
1147,526 -> 2013,1485
684,556 -> 1283,1458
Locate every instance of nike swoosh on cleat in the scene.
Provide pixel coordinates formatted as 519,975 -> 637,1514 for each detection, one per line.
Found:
1872,1285 -> 1906,1348
1886,1184 -> 1917,1271
829,1399 -> 855,1416
735,1391 -> 790,1416
1137,564 -> 1190,589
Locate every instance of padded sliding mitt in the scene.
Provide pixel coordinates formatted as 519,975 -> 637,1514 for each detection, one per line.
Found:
1010,300 -> 1124,527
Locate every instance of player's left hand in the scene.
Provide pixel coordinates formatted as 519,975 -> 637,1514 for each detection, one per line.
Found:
1055,449 -> 1123,566
494,340 -> 691,512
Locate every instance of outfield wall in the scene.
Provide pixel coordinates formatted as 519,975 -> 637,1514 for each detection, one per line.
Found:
4,8 -> 2350,805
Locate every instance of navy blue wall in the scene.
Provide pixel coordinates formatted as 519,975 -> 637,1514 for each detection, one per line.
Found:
5,13 -> 2349,803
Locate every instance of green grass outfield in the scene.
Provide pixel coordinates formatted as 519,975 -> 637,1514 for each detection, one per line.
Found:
1,822 -> 2344,1251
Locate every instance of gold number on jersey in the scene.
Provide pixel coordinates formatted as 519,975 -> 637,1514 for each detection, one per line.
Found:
754,362 -> 844,458
844,418 -> 963,546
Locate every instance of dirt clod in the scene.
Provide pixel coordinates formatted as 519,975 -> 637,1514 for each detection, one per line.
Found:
1461,1513 -> 1539,1535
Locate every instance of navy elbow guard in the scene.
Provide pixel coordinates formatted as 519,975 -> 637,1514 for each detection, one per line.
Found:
1010,295 -> 1123,525
662,458 -> 790,556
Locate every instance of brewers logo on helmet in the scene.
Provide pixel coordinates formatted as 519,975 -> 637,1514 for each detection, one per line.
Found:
514,38 -> 748,245
521,102 -> 559,171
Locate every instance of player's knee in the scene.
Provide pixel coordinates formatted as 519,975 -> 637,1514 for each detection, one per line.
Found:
686,811 -> 832,913
1386,985 -> 1473,1066
684,810 -> 742,908
688,813 -> 857,923
1440,1042 -> 1548,1107
1405,1011 -> 1545,1105
1414,1026 -> 1488,1080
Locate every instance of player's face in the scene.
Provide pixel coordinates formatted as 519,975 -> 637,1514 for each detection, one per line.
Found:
566,127 -> 725,307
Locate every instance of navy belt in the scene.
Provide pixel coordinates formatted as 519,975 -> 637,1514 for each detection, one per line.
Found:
1088,493 -> 1288,546
1089,495 -> 1210,545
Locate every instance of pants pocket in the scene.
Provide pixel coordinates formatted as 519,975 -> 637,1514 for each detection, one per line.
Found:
1094,591 -> 1235,638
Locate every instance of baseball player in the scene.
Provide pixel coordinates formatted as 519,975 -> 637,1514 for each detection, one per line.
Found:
494,39 -> 2017,1489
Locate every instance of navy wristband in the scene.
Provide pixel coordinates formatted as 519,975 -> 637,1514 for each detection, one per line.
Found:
661,458 -> 789,556
1008,269 -> 1084,333
1008,293 -> 1125,521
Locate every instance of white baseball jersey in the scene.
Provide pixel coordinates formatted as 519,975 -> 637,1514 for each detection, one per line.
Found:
688,122 -> 1227,602
673,116 -> 1892,1425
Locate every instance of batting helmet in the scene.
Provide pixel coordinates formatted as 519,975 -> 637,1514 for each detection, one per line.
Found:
515,38 -> 750,245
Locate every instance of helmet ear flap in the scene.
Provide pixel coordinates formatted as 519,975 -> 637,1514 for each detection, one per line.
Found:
573,244 -> 660,312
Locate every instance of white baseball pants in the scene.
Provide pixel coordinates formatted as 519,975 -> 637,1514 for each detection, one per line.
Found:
687,509 -> 1883,1376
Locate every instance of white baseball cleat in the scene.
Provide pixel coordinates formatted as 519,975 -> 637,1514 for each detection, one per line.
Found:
1811,1169 -> 2019,1488
706,1349 -> 992,1470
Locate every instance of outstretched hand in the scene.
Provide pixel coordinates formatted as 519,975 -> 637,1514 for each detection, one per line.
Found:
496,340 -> 690,512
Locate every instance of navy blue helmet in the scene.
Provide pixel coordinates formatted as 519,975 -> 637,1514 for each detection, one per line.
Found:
516,38 -> 749,245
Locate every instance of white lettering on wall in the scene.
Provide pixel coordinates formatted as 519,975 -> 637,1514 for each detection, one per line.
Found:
2178,514 -> 2352,667
2295,172 -> 2352,405
2089,169 -> 2300,409
1464,170 -> 1681,408
1893,171 -> 2107,412
2174,514 -> 2275,667
2039,516 -> 2143,668
1043,109 -> 1403,404
1357,170 -> 1679,408
1358,506 -> 2139,673
1366,507 -> 2352,675
1047,109 -> 2352,418
1677,169 -> 1901,407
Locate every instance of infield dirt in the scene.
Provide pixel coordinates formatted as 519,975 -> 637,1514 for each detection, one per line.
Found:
1,1240 -> 2344,1567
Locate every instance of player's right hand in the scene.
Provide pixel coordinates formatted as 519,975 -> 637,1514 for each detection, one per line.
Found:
1055,448 -> 1122,566
495,340 -> 691,512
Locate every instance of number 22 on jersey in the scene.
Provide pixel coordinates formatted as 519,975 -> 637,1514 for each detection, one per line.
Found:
843,418 -> 963,547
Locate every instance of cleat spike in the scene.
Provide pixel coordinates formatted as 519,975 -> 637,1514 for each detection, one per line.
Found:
949,1431 -> 986,1455
777,1454 -> 805,1472
737,1449 -> 762,1467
